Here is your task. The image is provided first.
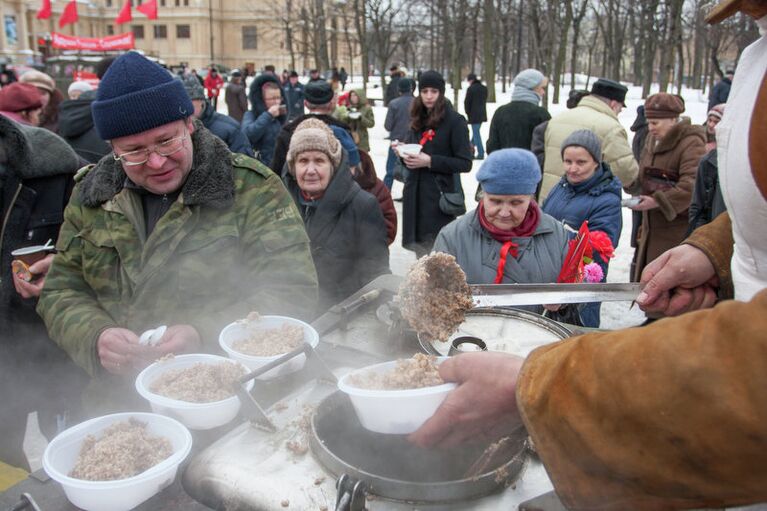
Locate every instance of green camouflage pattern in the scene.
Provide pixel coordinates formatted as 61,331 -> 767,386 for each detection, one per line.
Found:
37,153 -> 318,387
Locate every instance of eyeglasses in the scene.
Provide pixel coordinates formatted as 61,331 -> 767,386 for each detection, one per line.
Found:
112,129 -> 188,166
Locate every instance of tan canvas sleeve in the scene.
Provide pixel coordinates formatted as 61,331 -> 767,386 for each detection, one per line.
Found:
516,289 -> 767,510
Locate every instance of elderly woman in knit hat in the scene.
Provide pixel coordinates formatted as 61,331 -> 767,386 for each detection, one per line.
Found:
398,70 -> 472,258
285,118 -> 391,312
0,82 -> 44,125
434,148 -> 570,316
629,92 -> 706,284
487,68 -> 551,154
542,130 -> 623,327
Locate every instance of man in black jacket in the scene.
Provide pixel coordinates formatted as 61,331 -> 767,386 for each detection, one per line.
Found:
708,69 -> 733,111
0,115 -> 88,470
384,66 -> 402,107
464,73 -> 488,160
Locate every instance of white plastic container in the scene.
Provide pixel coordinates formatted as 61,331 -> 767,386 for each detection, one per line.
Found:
338,358 -> 456,435
135,354 -> 253,430
396,143 -> 423,157
42,412 -> 192,511
219,315 -> 319,380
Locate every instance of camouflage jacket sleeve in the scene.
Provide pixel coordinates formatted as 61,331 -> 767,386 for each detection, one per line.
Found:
36,183 -> 118,377
227,157 -> 319,325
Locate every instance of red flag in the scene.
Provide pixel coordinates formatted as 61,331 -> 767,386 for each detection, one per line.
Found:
36,0 -> 52,19
58,0 -> 78,28
136,0 -> 158,19
115,1 -> 132,24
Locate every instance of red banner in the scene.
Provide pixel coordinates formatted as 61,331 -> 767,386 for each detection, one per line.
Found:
51,32 -> 135,51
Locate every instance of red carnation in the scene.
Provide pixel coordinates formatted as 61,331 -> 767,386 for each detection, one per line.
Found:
589,230 -> 615,260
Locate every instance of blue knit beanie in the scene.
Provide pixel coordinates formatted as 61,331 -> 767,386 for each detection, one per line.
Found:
92,52 -> 194,140
476,149 -> 541,195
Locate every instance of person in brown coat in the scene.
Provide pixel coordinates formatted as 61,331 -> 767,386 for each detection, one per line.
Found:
357,150 -> 397,245
629,93 -> 706,282
410,2 -> 767,509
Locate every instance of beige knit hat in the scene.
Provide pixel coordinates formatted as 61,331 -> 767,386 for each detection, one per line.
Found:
19,70 -> 56,93
286,118 -> 343,175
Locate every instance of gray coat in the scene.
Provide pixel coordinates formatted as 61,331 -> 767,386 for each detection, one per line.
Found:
384,94 -> 414,142
433,210 -> 570,312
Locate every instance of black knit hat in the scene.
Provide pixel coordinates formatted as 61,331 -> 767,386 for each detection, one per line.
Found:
304,80 -> 334,105
398,78 -> 414,94
418,70 -> 445,95
590,78 -> 628,106
92,52 -> 193,140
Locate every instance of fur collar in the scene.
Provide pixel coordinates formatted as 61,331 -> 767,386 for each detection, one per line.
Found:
78,120 -> 235,209
652,117 -> 706,154
0,114 -> 79,180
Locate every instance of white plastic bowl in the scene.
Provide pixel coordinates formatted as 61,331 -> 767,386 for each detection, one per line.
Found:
338,358 -> 456,435
135,354 -> 253,430
397,143 -> 423,157
43,412 -> 192,511
219,315 -> 319,380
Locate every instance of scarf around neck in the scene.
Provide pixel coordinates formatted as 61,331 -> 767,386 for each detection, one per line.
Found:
511,87 -> 542,106
478,200 -> 541,283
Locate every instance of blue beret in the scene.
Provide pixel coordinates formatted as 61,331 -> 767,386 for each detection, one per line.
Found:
92,52 -> 194,140
476,149 -> 541,196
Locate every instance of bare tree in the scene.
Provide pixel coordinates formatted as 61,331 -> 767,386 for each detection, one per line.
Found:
367,0 -> 401,90
482,0 -> 497,101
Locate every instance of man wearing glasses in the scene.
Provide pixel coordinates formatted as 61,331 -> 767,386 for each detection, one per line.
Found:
36,52 -> 318,414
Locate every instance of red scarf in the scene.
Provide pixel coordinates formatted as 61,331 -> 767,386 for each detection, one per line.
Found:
477,200 -> 541,283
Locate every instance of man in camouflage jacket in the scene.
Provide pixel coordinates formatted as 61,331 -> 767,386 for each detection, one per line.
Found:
37,53 -> 318,413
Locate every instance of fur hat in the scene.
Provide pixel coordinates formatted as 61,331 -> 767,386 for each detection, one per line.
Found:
561,129 -> 602,163
92,52 -> 193,140
418,70 -> 445,95
476,148 -> 541,196
0,82 -> 43,112
287,118 -> 343,174
19,70 -> 56,93
644,93 -> 685,119
304,80 -> 334,105
591,78 -> 628,106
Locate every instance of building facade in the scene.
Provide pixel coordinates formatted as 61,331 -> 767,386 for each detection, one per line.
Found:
1,0 -> 361,74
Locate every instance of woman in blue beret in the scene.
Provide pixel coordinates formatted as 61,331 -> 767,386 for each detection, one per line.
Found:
433,148 -> 571,316
542,130 -> 623,327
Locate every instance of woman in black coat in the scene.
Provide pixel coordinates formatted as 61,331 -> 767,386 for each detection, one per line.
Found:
0,115 -> 88,470
398,70 -> 472,257
283,118 -> 390,313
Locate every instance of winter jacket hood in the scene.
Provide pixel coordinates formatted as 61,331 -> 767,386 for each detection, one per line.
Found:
249,73 -> 286,121
57,97 -> 97,139
0,114 -> 79,180
78,120 -> 235,210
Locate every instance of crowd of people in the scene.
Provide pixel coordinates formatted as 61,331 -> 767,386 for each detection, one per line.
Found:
0,0 -> 764,507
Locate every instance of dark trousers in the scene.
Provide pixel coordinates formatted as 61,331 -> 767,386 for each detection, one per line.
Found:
385,147 -> 397,190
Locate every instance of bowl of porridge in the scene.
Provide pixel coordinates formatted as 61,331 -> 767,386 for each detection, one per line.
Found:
42,412 -> 192,511
135,354 -> 253,430
218,314 -> 319,380
338,354 -> 456,434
